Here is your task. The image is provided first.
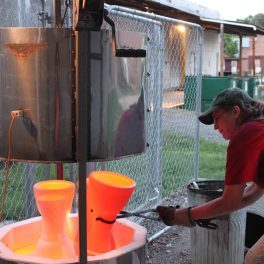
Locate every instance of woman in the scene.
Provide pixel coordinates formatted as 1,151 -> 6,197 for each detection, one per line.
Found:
157,87 -> 264,264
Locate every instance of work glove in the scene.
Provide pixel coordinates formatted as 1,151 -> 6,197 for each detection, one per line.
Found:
156,206 -> 195,227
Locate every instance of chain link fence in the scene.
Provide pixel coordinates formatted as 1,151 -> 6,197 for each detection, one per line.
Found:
101,6 -> 203,238
0,1 -> 202,239
0,0 -> 71,27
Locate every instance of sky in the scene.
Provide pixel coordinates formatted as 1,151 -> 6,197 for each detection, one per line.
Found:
192,0 -> 262,21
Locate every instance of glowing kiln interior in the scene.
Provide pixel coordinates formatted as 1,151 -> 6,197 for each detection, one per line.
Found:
0,174 -> 146,263
0,215 -> 147,263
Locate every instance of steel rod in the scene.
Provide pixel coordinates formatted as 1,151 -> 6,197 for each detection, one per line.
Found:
76,30 -> 90,263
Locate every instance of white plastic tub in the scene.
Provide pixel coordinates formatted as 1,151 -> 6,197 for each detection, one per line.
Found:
0,214 -> 147,264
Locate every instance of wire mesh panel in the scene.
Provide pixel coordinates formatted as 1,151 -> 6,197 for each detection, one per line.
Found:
0,162 -> 78,224
0,0 -> 46,27
0,4 -> 202,241
100,9 -> 164,214
0,0 -> 72,27
99,7 -> 203,238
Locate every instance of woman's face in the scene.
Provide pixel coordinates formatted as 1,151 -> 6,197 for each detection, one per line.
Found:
212,106 -> 240,140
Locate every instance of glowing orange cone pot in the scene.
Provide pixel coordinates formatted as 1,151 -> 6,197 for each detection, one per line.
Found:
33,180 -> 76,259
86,171 -> 136,255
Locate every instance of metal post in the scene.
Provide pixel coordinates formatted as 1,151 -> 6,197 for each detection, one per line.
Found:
252,36 -> 256,76
56,163 -> 64,180
239,34 -> 243,75
151,26 -> 164,203
194,28 -> 203,181
220,23 -> 224,76
76,30 -> 90,263
51,0 -> 62,27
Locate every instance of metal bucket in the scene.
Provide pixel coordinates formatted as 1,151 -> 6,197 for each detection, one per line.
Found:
187,180 -> 246,264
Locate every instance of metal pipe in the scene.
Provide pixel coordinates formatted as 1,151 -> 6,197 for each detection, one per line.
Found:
151,24 -> 164,203
252,36 -> 256,76
40,0 -> 46,27
105,4 -> 203,28
76,30 -> 90,264
148,226 -> 171,242
106,9 -> 162,27
56,163 -> 64,180
51,0 -> 62,27
78,162 -> 87,263
220,23 -> 224,76
239,34 -> 243,76
194,27 -> 203,181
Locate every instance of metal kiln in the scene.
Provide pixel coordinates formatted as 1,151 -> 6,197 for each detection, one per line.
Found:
0,1 -> 147,263
0,17 -> 146,162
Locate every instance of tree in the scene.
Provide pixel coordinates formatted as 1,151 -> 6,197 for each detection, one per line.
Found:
237,13 -> 264,28
224,13 -> 264,58
224,34 -> 238,58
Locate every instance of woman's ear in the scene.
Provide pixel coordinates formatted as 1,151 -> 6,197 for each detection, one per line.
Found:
232,105 -> 241,118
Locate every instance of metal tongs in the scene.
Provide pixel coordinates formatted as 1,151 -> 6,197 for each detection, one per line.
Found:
97,207 -> 217,229
194,218 -> 217,230
117,209 -> 160,221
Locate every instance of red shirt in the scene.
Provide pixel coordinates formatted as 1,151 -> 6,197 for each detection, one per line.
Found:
225,120 -> 264,188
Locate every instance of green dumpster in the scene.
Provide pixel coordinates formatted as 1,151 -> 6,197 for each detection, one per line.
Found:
184,76 -> 249,112
232,77 -> 255,98
243,77 -> 255,98
201,76 -> 231,112
231,77 -> 243,90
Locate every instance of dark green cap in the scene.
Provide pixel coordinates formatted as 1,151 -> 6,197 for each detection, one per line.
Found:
199,87 -> 254,125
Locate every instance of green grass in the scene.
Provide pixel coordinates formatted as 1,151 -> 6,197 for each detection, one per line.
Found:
199,138 -> 227,180
162,132 -> 227,196
162,134 -> 195,195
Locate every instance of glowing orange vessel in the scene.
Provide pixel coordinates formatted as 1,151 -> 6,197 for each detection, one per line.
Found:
86,171 -> 136,255
33,180 -> 76,259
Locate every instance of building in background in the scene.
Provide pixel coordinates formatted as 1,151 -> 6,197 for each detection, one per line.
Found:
242,35 -> 264,76
224,35 -> 264,79
106,0 -> 264,78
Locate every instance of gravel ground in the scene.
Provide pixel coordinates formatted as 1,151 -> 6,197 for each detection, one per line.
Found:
146,226 -> 191,264
144,186 -> 192,264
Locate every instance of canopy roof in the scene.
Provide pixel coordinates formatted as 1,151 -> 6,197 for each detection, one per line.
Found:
105,0 -> 264,35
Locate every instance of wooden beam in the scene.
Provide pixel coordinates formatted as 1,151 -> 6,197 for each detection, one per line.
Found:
252,36 -> 256,76
239,34 -> 242,76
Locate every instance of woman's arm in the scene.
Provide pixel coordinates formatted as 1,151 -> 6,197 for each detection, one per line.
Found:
189,183 -> 247,220
240,182 -> 264,208
157,182 -> 264,227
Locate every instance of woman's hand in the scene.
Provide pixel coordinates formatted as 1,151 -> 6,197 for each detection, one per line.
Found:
156,206 -> 195,227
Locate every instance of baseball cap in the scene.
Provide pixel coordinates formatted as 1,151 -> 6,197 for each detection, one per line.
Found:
199,87 -> 254,125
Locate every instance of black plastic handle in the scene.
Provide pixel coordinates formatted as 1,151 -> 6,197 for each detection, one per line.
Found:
116,49 -> 146,58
